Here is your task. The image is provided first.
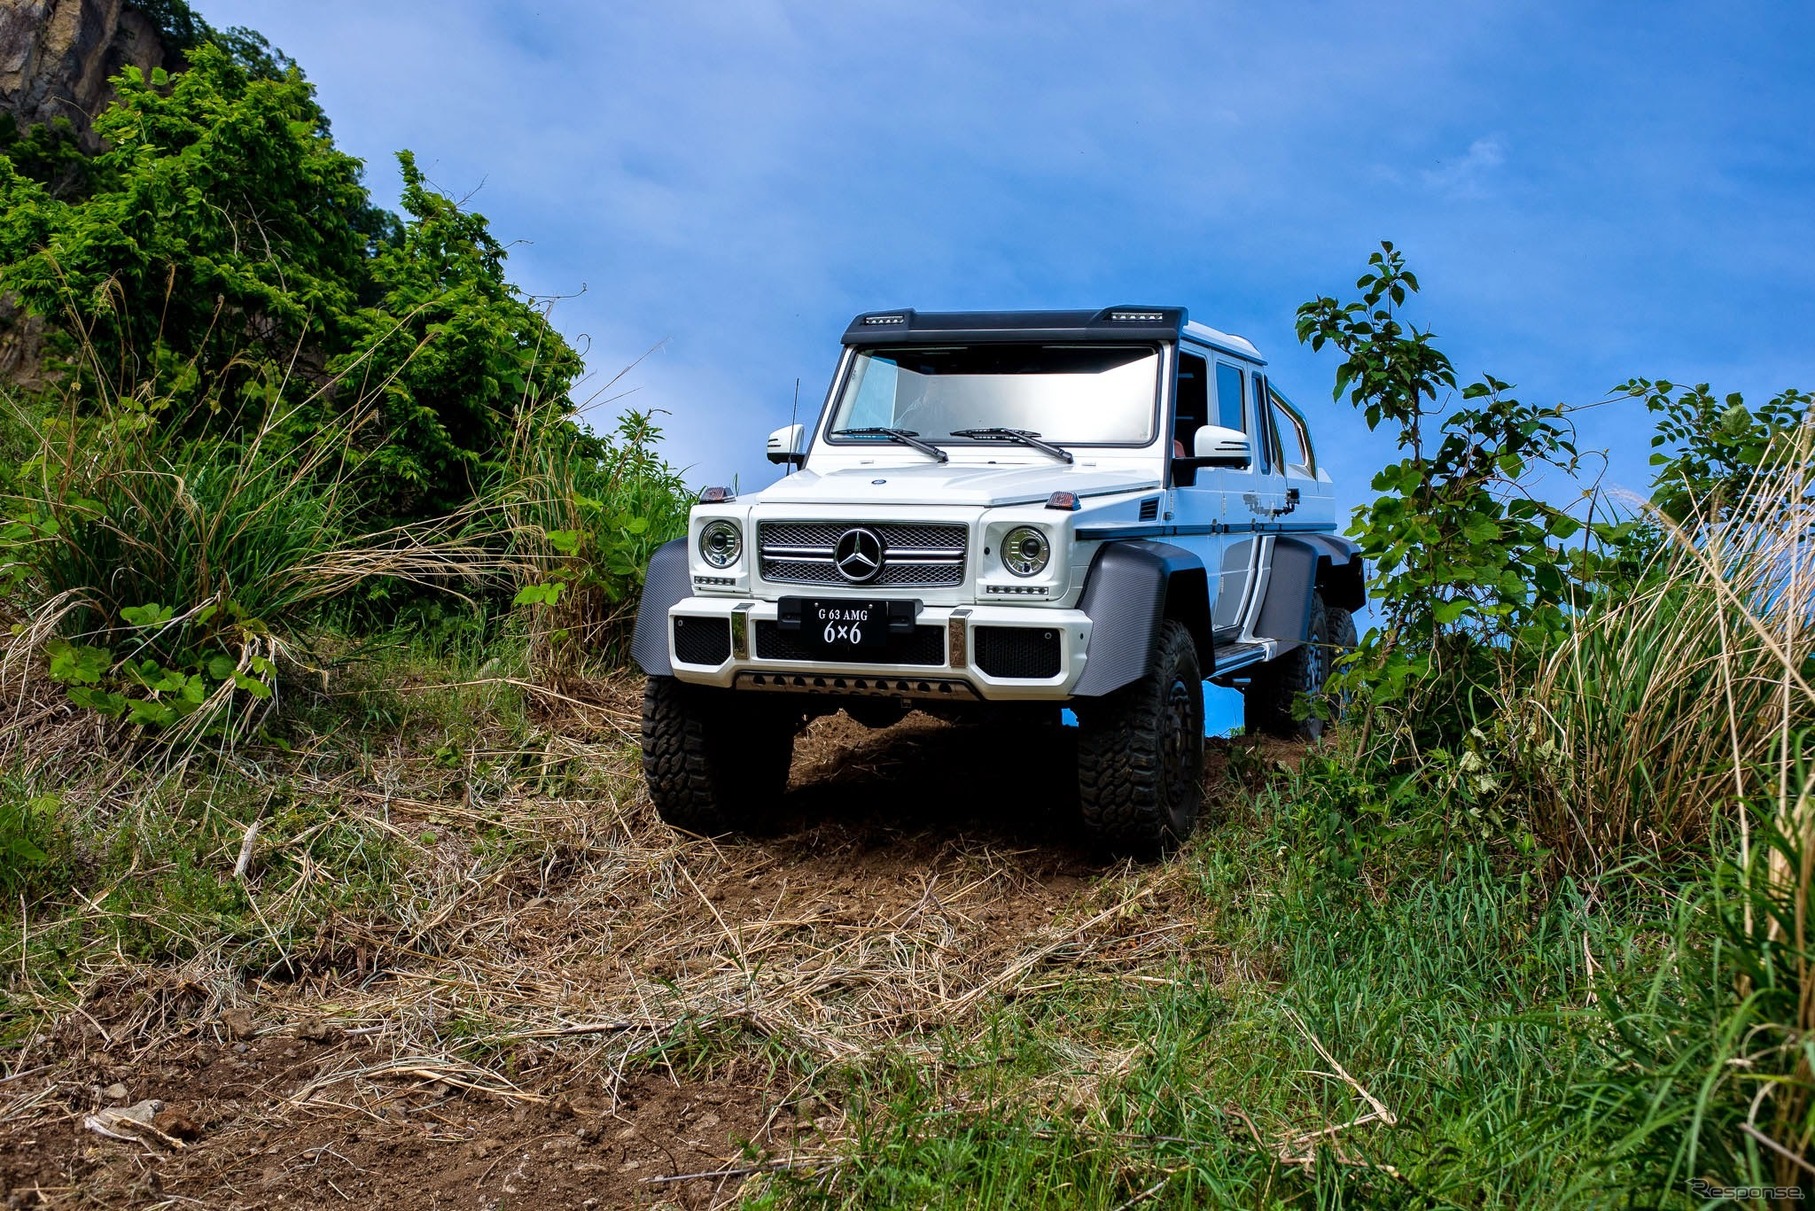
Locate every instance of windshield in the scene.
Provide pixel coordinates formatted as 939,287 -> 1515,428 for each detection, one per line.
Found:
827,344 -> 1160,447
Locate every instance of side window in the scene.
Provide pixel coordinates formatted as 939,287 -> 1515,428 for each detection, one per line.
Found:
1269,387 -> 1316,476
1213,362 -> 1246,432
1175,352 -> 1208,454
1255,373 -> 1282,474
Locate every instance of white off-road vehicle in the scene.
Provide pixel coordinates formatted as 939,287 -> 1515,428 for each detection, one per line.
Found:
633,307 -> 1361,854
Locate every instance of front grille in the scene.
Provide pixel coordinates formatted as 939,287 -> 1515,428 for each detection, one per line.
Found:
760,559 -> 959,588
974,626 -> 1062,679
757,521 -> 967,587
754,622 -> 946,666
672,616 -> 731,665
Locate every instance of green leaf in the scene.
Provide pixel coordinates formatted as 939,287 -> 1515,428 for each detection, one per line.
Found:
513,581 -> 566,607
119,602 -> 175,627
1432,599 -> 1470,625
66,687 -> 128,718
233,672 -> 273,700
47,642 -> 111,686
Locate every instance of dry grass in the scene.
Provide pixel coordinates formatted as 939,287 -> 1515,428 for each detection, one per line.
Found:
0,681 -> 1234,1204
1522,436 -> 1815,869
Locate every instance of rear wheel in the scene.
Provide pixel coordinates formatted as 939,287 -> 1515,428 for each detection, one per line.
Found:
641,676 -> 796,835
1243,591 -> 1350,740
1075,620 -> 1205,856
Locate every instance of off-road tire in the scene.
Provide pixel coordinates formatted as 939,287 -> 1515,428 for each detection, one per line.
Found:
1327,604 -> 1358,655
642,675 -> 795,835
1075,620 -> 1205,856
1243,592 -> 1349,740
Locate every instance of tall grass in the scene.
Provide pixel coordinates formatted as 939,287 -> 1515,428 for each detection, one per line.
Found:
500,407 -> 691,673
1,392 -> 523,742
1517,434 -> 1815,1192
1520,436 -> 1814,870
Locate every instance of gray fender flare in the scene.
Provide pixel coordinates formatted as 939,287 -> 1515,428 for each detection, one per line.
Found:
1254,534 -> 1365,649
631,539 -> 691,676
1074,540 -> 1212,697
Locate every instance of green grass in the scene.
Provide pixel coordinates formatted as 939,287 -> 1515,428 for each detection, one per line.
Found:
766,775 -> 1695,1210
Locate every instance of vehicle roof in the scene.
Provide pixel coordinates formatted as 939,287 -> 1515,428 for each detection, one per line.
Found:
840,307 -> 1265,364
1181,320 -> 1264,364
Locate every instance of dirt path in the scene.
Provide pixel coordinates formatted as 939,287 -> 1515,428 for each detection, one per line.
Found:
0,711 -> 1280,1209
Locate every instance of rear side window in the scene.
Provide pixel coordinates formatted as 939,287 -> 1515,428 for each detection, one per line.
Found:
1255,373 -> 1282,473
1269,387 -> 1316,476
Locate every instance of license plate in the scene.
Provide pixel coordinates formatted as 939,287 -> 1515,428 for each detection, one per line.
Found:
795,599 -> 888,653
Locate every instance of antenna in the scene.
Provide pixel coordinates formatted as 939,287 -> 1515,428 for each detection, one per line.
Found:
787,377 -> 800,475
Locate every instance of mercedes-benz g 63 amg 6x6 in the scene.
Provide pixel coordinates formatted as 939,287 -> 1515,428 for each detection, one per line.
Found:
633,306 -> 1362,854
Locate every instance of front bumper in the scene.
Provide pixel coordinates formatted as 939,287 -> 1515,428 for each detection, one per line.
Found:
663,596 -> 1093,702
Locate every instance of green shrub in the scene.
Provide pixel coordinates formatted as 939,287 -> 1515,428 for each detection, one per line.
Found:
0,40 -> 582,532
1,392 -> 507,740
507,408 -> 691,669
1295,242 -> 1636,753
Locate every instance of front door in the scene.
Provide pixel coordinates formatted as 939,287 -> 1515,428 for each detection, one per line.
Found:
1202,360 -> 1277,636
1166,348 -> 1230,624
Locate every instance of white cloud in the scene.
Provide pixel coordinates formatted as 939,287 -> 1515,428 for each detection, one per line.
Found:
1421,137 -> 1507,198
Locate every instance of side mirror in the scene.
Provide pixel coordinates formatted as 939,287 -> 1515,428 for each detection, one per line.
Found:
1192,424 -> 1251,467
766,423 -> 808,466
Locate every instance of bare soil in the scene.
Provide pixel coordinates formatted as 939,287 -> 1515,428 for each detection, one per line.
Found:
0,704 -> 1291,1209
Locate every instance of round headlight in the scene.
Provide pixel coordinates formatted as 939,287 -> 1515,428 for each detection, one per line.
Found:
1001,526 -> 1050,577
698,519 -> 742,569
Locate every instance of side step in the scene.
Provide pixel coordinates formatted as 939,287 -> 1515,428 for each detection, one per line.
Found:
1208,641 -> 1273,685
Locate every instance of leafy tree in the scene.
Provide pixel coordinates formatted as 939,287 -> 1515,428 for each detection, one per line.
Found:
1621,379 -> 1814,524
330,151 -> 583,523
0,115 -> 93,199
0,45 -> 373,416
0,40 -> 582,529
1296,243 -> 1619,741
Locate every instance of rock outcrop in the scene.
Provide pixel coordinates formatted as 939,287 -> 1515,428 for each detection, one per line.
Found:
0,0 -> 173,147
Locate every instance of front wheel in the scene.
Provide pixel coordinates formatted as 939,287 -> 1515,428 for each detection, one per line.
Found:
1074,620 -> 1205,857
641,676 -> 796,836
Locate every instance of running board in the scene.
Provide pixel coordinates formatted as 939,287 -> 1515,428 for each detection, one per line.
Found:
1208,641 -> 1272,683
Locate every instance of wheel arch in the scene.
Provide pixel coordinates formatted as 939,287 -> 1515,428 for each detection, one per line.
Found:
1075,540 -> 1213,696
630,538 -> 692,676
1255,534 -> 1365,649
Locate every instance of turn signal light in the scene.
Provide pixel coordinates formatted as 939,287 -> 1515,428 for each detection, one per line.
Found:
1045,491 -> 1080,511
699,486 -> 735,503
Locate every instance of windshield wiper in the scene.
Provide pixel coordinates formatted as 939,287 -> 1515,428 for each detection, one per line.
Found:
947,427 -> 1075,464
832,427 -> 949,463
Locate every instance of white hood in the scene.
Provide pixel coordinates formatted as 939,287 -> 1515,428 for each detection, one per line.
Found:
753,463 -> 1161,508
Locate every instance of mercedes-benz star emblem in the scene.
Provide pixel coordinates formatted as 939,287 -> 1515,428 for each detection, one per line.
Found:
833,527 -> 885,583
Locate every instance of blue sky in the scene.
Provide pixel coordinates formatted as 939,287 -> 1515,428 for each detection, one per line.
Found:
203,1 -> 1815,514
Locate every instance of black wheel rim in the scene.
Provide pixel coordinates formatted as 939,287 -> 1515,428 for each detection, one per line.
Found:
1162,677 -> 1197,813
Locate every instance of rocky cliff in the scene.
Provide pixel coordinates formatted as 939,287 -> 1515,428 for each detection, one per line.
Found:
0,0 -> 174,148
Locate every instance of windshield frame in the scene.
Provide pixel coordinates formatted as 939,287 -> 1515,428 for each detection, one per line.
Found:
818,342 -> 1168,452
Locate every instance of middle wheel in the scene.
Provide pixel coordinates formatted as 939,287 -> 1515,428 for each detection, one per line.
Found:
1074,619 -> 1205,856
